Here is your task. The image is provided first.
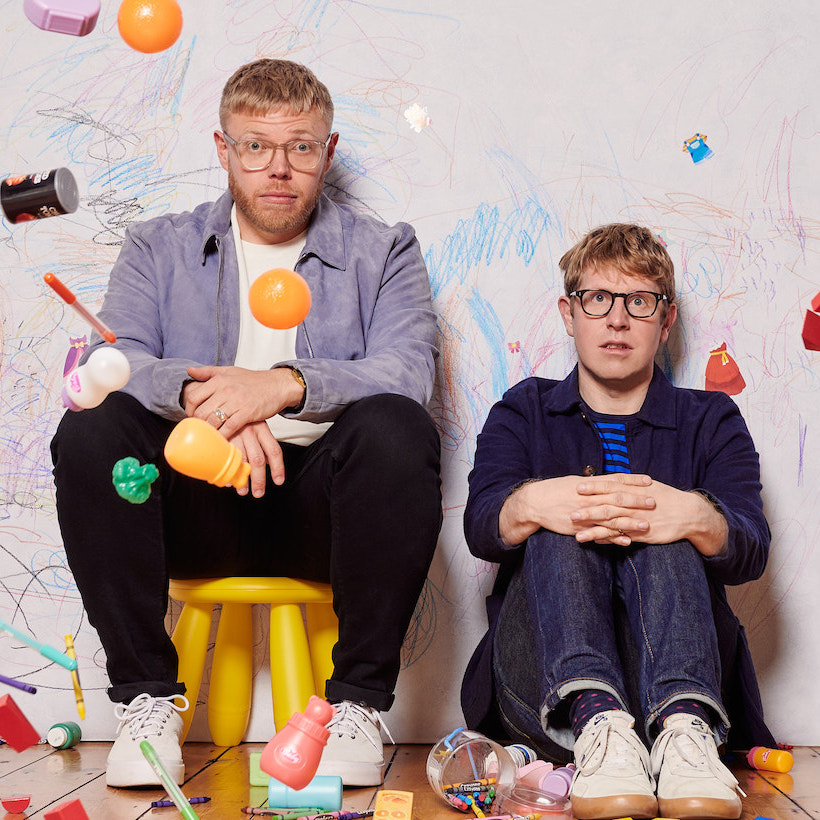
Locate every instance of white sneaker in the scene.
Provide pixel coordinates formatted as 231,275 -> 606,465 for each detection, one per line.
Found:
314,701 -> 393,786
651,713 -> 744,820
570,710 -> 658,820
106,693 -> 189,788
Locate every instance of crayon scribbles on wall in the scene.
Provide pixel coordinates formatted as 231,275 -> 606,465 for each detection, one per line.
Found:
1,0 -> 819,743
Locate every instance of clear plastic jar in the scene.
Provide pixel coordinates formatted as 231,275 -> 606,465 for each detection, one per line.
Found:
426,728 -> 517,806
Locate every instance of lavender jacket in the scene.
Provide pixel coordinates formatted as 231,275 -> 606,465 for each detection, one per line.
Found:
84,192 -> 438,421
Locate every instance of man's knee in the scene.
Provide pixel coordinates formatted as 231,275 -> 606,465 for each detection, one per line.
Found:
339,393 -> 440,465
51,391 -> 170,472
636,540 -> 705,577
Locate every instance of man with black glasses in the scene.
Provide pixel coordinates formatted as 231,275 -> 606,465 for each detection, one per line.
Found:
51,59 -> 441,790
462,224 -> 774,820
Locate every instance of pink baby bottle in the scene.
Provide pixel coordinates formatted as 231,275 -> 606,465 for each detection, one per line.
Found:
260,696 -> 335,790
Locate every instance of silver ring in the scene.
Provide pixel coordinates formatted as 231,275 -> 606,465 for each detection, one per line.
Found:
214,407 -> 227,423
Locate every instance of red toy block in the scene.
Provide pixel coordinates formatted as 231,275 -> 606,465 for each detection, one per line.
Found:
802,309 -> 820,351
0,694 -> 39,752
43,798 -> 90,820
811,291 -> 820,313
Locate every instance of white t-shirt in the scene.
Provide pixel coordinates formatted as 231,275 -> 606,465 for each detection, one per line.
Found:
231,205 -> 332,446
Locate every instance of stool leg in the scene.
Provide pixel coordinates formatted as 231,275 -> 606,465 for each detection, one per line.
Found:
170,601 -> 213,743
269,603 -> 314,732
305,603 -> 338,698
208,602 -> 252,746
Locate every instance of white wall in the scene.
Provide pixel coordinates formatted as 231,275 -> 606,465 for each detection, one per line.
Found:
0,0 -> 817,745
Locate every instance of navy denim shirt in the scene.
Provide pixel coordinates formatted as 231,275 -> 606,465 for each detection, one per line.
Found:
462,365 -> 776,749
83,192 -> 438,421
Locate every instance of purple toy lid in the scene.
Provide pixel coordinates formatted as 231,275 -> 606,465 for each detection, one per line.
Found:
23,0 -> 101,37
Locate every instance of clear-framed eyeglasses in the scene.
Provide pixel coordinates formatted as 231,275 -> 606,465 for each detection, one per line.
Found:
220,131 -> 333,172
570,289 -> 669,319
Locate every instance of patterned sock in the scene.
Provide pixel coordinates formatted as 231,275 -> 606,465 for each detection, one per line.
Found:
569,689 -> 622,739
657,699 -> 712,730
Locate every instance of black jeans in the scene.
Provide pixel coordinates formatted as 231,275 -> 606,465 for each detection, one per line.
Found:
51,392 -> 442,708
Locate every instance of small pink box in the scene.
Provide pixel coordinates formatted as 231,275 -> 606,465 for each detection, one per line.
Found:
23,0 -> 100,37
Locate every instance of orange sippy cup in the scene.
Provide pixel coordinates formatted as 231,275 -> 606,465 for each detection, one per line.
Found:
164,417 -> 251,489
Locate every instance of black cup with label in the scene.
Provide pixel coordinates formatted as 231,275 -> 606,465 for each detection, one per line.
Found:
1,167 -> 79,223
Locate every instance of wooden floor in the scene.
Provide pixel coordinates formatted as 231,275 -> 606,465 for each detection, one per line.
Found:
0,742 -> 815,819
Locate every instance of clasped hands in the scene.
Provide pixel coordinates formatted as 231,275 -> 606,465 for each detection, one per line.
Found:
181,365 -> 305,496
565,474 -> 671,546
505,473 -> 725,556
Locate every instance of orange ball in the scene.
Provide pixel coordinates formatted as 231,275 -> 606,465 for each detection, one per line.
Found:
118,0 -> 183,54
248,268 -> 312,330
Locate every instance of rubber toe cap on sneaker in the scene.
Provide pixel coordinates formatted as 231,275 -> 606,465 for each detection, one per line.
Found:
658,794 -> 742,820
571,792 -> 658,820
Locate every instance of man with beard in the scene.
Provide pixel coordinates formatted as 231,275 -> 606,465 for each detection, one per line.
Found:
50,59 -> 442,790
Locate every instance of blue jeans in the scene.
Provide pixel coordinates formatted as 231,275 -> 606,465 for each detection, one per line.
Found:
493,532 -> 729,756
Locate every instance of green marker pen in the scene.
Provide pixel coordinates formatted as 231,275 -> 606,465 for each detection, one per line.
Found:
0,618 -> 77,670
139,740 -> 200,820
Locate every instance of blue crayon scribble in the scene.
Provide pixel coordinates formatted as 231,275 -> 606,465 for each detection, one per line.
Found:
466,286 -> 507,403
797,414 -> 807,487
424,198 -> 558,299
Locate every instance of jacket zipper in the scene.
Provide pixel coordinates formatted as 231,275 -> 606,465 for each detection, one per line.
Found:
295,251 -> 314,359
214,235 -> 224,364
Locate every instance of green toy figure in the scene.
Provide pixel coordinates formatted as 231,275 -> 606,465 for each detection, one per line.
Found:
112,457 -> 159,504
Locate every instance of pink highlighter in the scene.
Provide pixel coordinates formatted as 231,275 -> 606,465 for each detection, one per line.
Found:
24,0 -> 100,36
260,696 -> 335,791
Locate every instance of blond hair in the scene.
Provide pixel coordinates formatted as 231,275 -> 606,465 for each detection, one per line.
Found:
559,224 -> 675,302
219,59 -> 334,131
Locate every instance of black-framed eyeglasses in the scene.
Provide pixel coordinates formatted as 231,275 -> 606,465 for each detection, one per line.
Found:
220,131 -> 333,172
570,289 -> 669,318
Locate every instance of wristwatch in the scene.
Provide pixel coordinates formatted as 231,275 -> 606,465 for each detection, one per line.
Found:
287,367 -> 306,411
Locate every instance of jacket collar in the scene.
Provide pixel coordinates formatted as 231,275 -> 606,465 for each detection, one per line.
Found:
302,193 -> 346,271
543,364 -> 678,429
199,191 -> 234,261
199,191 -> 346,271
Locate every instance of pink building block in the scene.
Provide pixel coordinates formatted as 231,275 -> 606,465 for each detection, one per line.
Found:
812,291 -> 820,313
802,309 -> 820,351
43,798 -> 90,820
23,0 -> 100,36
0,694 -> 40,752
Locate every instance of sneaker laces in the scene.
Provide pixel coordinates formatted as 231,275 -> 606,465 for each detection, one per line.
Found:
326,701 -> 394,749
650,720 -> 745,797
114,693 -> 190,741
575,715 -> 652,781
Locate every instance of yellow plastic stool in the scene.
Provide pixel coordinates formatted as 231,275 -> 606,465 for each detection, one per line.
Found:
168,576 -> 337,746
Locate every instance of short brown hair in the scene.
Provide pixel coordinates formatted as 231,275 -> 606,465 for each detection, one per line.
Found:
559,224 -> 675,303
219,59 -> 334,131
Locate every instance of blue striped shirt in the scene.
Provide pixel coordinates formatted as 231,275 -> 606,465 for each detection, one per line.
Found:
588,414 -> 632,474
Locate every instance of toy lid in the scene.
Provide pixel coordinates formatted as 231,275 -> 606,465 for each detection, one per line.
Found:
494,783 -> 572,816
